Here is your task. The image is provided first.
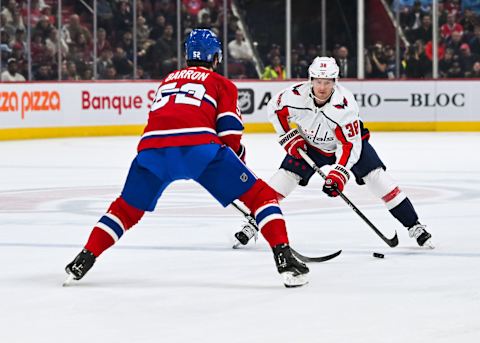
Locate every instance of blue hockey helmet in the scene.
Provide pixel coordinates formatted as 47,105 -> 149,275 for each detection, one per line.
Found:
185,29 -> 223,63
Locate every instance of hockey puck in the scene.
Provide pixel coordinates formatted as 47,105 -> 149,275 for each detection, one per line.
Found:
373,252 -> 384,259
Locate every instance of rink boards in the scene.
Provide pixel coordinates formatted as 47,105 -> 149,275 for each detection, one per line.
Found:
1,80 -> 480,140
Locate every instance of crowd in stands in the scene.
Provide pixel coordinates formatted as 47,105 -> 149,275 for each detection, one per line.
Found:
2,0 -> 480,81
0,0 -> 257,81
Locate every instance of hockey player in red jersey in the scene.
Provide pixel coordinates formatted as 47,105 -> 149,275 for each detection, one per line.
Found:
64,29 -> 308,288
235,56 -> 433,249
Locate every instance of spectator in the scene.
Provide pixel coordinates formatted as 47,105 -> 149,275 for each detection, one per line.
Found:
335,45 -> 357,78
441,13 -> 464,40
65,61 -> 80,80
262,55 -> 286,80
3,9 -> 25,38
1,58 -> 26,81
112,47 -> 133,78
469,25 -> 480,55
149,15 -> 166,40
114,1 -> 133,40
104,64 -> 118,80
45,28 -> 69,59
228,30 -> 253,61
290,49 -> 308,78
459,43 -> 478,74
403,40 -> 432,78
97,49 -> 113,79
447,60 -> 463,77
34,15 -> 54,41
198,0 -> 219,25
468,61 -> 480,77
439,48 -> 455,77
147,24 -> 177,77
182,0 -> 203,17
383,45 -> 397,79
64,14 -> 92,47
411,14 -> 432,44
120,31 -> 134,61
97,0 -> 114,35
35,64 -> 53,80
446,30 -> 466,54
94,28 -> 110,57
366,43 -> 387,78
460,8 -> 477,38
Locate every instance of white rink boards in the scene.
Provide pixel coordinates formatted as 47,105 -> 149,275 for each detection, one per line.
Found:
0,133 -> 479,343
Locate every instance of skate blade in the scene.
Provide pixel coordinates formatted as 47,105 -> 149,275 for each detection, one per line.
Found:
62,273 -> 76,287
422,238 -> 435,249
281,272 -> 309,288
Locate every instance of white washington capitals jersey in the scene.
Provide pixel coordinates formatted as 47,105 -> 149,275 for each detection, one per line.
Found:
268,82 -> 366,170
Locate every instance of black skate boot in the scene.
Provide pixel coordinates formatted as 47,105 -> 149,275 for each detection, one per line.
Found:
272,243 -> 309,288
65,249 -> 96,281
232,223 -> 258,248
408,222 -> 434,248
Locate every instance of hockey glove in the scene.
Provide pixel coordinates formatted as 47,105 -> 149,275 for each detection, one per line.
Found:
236,144 -> 246,163
278,128 -> 307,159
323,164 -> 350,197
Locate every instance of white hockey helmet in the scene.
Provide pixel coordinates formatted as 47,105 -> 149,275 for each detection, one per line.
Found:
308,56 -> 339,80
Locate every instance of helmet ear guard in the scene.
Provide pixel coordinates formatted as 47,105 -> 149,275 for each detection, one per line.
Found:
185,29 -> 223,64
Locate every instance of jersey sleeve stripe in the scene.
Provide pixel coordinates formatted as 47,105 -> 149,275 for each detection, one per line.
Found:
334,125 -> 353,166
217,130 -> 243,137
275,107 -> 291,133
204,94 -> 217,108
142,127 -> 217,138
216,115 -> 244,134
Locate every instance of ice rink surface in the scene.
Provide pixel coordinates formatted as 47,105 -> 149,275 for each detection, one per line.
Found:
1,132 -> 479,343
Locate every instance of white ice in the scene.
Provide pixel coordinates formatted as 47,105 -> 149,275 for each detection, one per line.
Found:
1,132 -> 479,343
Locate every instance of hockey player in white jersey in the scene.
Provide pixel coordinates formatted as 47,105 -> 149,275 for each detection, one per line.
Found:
235,56 -> 433,248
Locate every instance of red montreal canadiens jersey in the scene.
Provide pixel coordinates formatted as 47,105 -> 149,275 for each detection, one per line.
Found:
137,66 -> 243,153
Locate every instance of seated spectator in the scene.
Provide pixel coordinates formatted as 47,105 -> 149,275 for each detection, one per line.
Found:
441,13 -> 463,40
149,15 -> 166,40
198,0 -> 219,25
64,14 -> 92,47
34,15 -> 54,41
96,28 -> 112,56
104,64 -> 118,80
411,14 -> 432,44
146,24 -> 177,77
65,61 -> 80,80
45,28 -> 69,59
3,9 -> 25,38
469,25 -> 480,55
97,49 -> 113,79
183,0 -> 203,17
383,45 -> 397,79
459,8 -> 477,38
112,47 -> 133,78
228,30 -> 253,62
439,48 -> 455,78
1,58 -> 26,81
261,55 -> 286,80
446,30 -> 466,54
447,60 -> 463,77
35,64 -> 54,80
291,49 -> 308,78
335,45 -> 357,78
459,43 -> 478,73
468,61 -> 480,77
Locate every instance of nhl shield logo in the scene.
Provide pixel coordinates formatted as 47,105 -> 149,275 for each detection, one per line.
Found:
237,89 -> 254,114
240,173 -> 249,182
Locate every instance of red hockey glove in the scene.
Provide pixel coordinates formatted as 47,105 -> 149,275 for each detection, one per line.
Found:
278,128 -> 307,159
236,144 -> 246,163
323,164 -> 350,197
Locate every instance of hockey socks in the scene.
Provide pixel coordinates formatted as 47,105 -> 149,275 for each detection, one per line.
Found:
85,197 -> 144,257
389,197 -> 418,228
239,179 -> 289,247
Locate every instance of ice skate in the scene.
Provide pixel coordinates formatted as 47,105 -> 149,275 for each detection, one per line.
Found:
272,243 -> 309,288
408,222 -> 434,249
232,222 -> 258,248
63,249 -> 96,286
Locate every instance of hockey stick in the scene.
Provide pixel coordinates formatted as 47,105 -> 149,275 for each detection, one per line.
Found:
231,201 -> 342,263
298,149 -> 399,248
